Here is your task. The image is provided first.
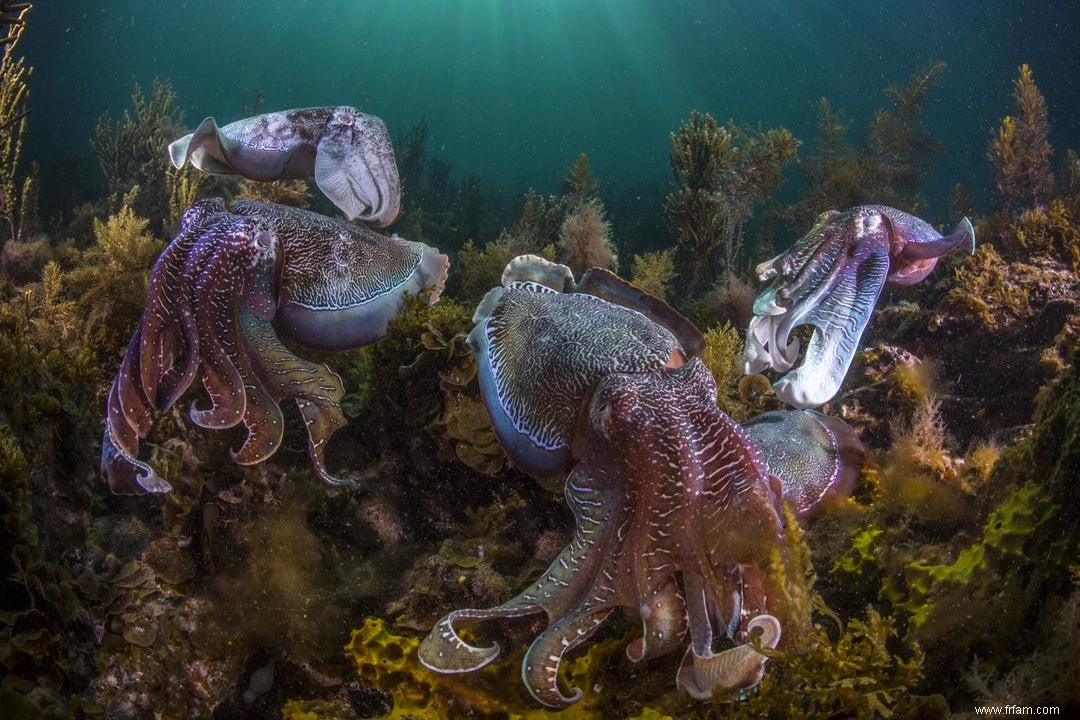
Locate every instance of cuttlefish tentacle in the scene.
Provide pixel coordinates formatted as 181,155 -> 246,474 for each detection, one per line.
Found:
101,328 -> 170,493
109,329 -> 153,450
749,210 -> 845,319
774,246 -> 890,409
112,212 -> 254,486
237,309 -> 349,484
228,364 -> 285,466
99,202 -> 234,494
419,463 -> 619,700
521,605 -> 614,707
193,221 -> 287,464
681,562 -> 775,699
418,602 -> 544,675
744,215 -> 857,376
682,569 -> 722,661
137,201 -> 214,408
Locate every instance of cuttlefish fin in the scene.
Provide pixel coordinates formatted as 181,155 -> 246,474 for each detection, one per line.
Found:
168,117 -> 243,175
575,267 -> 705,358
898,216 -> 976,261
676,614 -> 781,701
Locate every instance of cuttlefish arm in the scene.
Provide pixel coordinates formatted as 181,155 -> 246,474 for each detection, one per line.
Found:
168,106 -> 400,226
744,206 -> 974,409
677,614 -> 782,701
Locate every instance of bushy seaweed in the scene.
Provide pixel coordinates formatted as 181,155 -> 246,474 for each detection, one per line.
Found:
0,2 -> 33,246
90,79 -> 186,222
665,111 -> 798,298
989,64 -> 1054,215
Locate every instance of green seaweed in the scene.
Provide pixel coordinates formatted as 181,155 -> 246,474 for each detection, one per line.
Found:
942,244 -> 1033,331
737,605 -> 940,720
63,202 -> 164,361
629,248 -> 677,302
831,525 -> 886,598
898,482 -> 1057,632
792,60 -> 947,230
863,60 -> 947,212
1012,198 -> 1079,273
0,329 -> 104,717
0,2 -> 33,245
728,506 -> 941,719
343,616 -> 631,720
89,79 -> 186,221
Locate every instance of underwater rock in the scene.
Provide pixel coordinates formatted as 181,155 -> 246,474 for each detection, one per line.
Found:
101,198 -> 449,493
744,205 -> 974,409
243,659 -> 275,704
143,536 -> 197,585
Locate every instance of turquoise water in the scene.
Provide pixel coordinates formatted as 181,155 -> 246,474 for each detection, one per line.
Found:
25,0 -> 1080,217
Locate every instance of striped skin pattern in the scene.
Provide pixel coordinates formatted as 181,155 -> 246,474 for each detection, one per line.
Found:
420,258 -> 789,706
744,205 -> 974,409
168,106 -> 401,226
467,255 -> 702,485
101,199 -> 448,493
484,281 -> 679,449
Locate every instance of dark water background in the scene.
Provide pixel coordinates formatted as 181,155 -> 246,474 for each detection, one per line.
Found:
23,0 -> 1080,224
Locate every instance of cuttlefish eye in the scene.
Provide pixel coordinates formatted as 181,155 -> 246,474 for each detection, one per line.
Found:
856,209 -> 882,234
254,230 -> 274,251
595,400 -> 613,436
332,108 -> 355,126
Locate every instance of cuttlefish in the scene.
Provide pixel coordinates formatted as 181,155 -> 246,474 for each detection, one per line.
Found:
101,199 -> 447,493
169,106 -> 400,226
744,205 -> 975,409
419,255 -> 863,705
